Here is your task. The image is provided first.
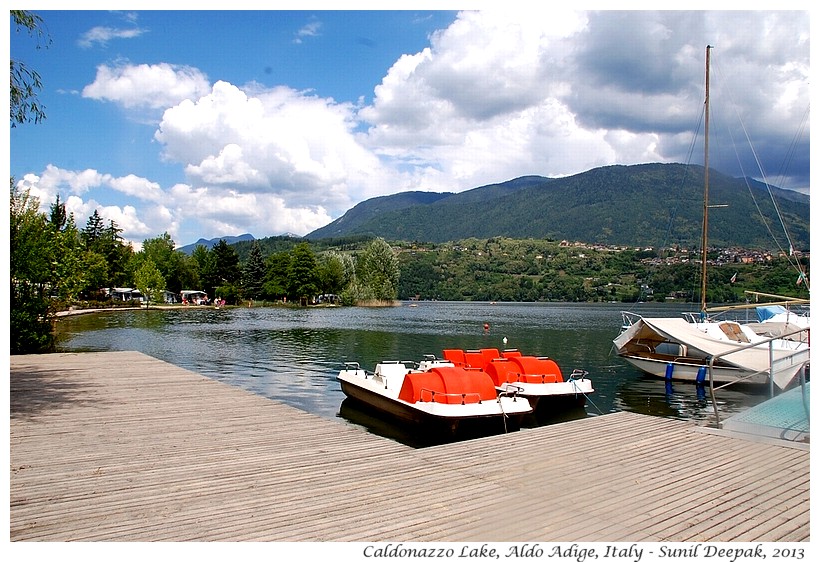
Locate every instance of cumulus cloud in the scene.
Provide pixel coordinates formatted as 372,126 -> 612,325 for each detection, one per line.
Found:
358,9 -> 622,185
167,183 -> 333,240
82,62 -> 211,109
360,10 -> 807,193
16,168 -> 169,245
155,80 -> 389,211
15,160 -> 339,247
108,175 -> 164,203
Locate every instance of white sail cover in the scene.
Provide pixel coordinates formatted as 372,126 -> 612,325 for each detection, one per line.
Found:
613,317 -> 809,388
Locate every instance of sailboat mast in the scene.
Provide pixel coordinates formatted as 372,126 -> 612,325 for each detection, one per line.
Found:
700,45 -> 712,313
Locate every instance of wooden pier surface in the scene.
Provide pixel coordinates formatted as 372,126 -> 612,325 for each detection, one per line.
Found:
10,351 -> 809,542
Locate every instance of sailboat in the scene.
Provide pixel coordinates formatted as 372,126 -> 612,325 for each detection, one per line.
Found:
613,46 -> 810,389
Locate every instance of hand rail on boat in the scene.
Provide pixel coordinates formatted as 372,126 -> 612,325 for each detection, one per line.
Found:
419,388 -> 483,405
619,311 -> 642,330
707,325 -> 810,428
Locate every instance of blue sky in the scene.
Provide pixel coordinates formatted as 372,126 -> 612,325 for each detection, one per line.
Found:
8,6 -> 811,249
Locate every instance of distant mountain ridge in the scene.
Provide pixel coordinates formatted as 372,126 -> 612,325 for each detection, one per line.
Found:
306,164 -> 810,250
177,233 -> 256,255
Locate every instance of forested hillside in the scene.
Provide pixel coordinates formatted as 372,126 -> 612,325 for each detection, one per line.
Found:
232,234 -> 809,305
393,237 -> 809,304
306,163 -> 810,251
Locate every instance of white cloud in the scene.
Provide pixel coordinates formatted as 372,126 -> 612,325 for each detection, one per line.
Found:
357,10 -> 610,187
78,25 -> 146,48
108,175 -> 164,202
15,168 -> 164,245
82,63 -> 211,109
155,80 -> 388,213
294,19 -> 322,44
167,182 -> 333,240
23,165 -> 107,200
356,9 -> 809,193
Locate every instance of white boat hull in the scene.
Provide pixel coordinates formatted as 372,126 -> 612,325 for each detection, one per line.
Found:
499,378 -> 594,408
614,314 -> 809,388
619,354 -> 769,385
337,364 -> 532,434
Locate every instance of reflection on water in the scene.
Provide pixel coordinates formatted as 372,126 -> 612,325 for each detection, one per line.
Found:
54,302 -> 770,445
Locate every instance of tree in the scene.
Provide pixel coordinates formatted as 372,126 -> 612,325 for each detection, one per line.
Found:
317,250 -> 354,296
81,210 -> 105,247
241,241 -> 266,300
135,233 -> 186,292
287,243 -> 319,305
190,240 -> 243,304
46,201 -> 85,302
357,238 -> 400,301
133,259 -> 166,307
10,11 -> 50,127
10,181 -> 53,352
49,194 -> 67,230
262,251 -> 291,300
80,212 -> 133,292
102,220 -> 134,288
190,245 -> 212,288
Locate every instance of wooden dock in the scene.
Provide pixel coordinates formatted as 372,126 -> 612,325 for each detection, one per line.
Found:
10,351 -> 809,542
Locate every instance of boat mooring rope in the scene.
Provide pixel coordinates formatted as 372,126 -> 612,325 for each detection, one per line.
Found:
571,379 -> 604,415
497,395 -> 509,433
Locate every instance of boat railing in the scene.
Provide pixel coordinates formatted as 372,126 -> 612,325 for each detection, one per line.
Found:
707,325 -> 810,428
619,311 -> 642,330
500,383 -> 525,395
419,388 -> 483,405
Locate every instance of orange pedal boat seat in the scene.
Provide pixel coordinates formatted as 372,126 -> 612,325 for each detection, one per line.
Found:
398,371 -> 446,403
479,348 -> 501,366
398,366 -> 497,404
462,350 -> 485,369
442,349 -> 466,366
435,366 -> 497,403
483,358 -> 522,385
505,355 -> 563,383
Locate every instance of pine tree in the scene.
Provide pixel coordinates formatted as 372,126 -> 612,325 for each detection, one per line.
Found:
241,241 -> 266,300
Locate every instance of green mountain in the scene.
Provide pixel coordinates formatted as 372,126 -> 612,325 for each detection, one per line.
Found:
306,163 -> 810,250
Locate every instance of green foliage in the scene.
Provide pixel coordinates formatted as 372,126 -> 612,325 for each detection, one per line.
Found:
241,241 -> 266,300
356,238 -> 400,301
214,283 -> 240,304
10,182 -> 53,353
196,239 -> 241,301
262,251 -> 291,300
316,251 -> 354,296
83,212 -> 133,290
47,214 -> 85,301
305,164 -> 810,251
10,10 -> 50,127
133,259 -> 166,306
287,243 -> 320,304
394,237 -> 809,304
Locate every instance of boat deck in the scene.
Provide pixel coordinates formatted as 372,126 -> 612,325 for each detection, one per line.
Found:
10,351 -> 810,542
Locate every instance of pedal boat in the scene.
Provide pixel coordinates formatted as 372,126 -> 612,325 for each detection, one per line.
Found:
337,357 -> 532,433
441,348 -> 594,409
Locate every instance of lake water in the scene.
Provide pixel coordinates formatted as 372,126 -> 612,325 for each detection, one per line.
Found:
53,301 -> 770,446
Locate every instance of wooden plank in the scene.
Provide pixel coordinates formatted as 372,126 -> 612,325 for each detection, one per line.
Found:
10,351 -> 809,542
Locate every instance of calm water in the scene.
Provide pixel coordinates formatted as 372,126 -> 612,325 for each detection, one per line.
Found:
53,301 -> 769,445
